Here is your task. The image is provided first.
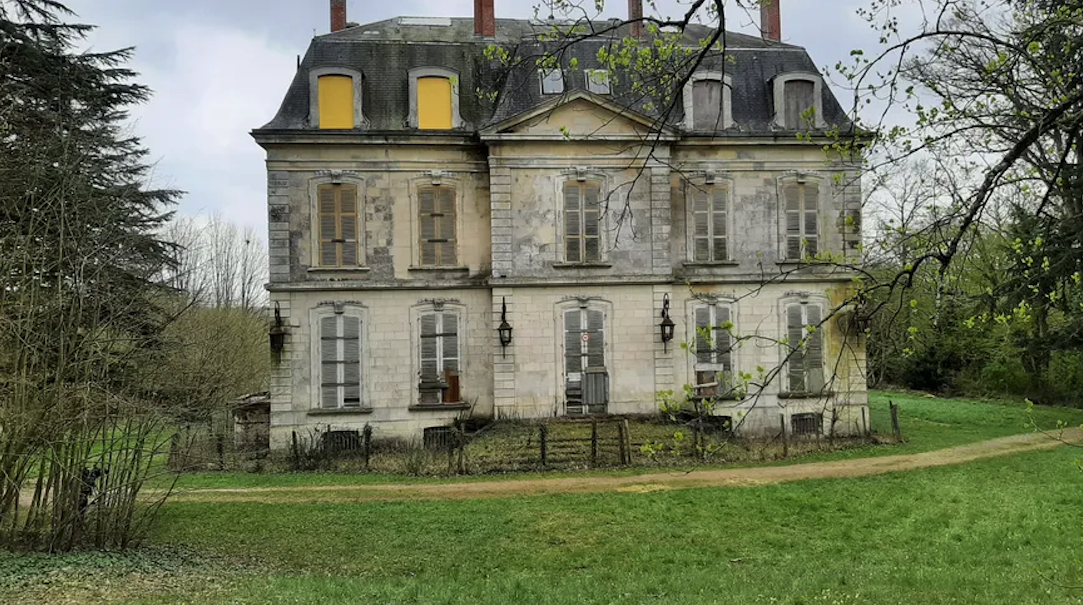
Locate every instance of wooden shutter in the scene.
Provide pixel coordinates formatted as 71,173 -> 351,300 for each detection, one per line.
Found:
692,79 -> 723,130
341,316 -> 362,407
318,75 -> 354,129
420,314 -> 439,380
783,79 -> 815,128
419,188 -> 437,266
437,187 -> 457,266
318,184 -> 358,267
583,185 -> 601,262
787,305 -> 806,393
441,313 -> 460,402
564,310 -> 583,400
564,184 -> 582,263
712,187 -> 728,261
586,309 -> 605,369
319,316 -> 339,408
804,184 -> 819,257
715,306 -> 732,371
785,185 -> 802,260
318,186 -> 339,266
692,189 -> 711,262
694,306 -> 712,364
417,77 -> 453,130
805,305 -> 825,392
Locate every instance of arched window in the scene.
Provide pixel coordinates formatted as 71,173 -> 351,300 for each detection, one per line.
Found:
772,73 -> 825,130
408,67 -> 465,130
691,300 -> 736,397
780,178 -> 820,261
309,68 -> 364,129
783,301 -> 825,395
312,304 -> 367,410
682,71 -> 733,131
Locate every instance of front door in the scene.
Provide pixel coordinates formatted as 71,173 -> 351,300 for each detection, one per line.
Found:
564,308 -> 608,415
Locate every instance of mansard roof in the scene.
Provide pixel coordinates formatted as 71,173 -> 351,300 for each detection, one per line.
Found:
257,16 -> 851,135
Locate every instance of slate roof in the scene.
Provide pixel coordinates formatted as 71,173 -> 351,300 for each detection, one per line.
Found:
257,16 -> 850,135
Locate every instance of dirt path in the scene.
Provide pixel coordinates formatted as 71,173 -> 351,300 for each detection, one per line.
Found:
167,429 -> 1083,504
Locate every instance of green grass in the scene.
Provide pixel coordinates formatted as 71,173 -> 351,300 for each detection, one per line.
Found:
163,390 -> 1083,491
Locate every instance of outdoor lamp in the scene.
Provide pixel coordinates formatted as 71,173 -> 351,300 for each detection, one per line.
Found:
497,297 -> 513,357
269,302 -> 287,355
660,294 -> 676,352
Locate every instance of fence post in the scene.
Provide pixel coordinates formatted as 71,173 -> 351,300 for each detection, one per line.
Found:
216,434 -> 225,470
624,419 -> 632,465
617,420 -> 628,465
591,420 -> 599,467
539,424 -> 548,467
363,424 -> 372,470
457,426 -> 466,474
291,431 -> 299,470
779,414 -> 788,459
890,401 -> 903,442
861,406 -> 869,439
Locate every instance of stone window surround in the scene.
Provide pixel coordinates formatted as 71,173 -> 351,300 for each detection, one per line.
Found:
308,302 -> 371,413
309,67 -> 368,129
554,170 -> 612,267
410,301 -> 468,409
308,172 -> 367,271
407,173 -> 466,270
553,297 -> 613,412
407,67 -> 467,129
682,71 -> 734,130
777,294 -> 829,398
772,72 -> 827,130
684,172 -> 736,265
775,173 -> 825,263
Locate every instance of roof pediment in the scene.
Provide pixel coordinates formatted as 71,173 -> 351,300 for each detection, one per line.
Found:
480,91 -> 680,142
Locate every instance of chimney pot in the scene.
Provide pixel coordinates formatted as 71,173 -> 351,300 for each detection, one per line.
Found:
331,0 -> 347,33
761,0 -> 781,42
629,0 -> 643,37
475,0 -> 496,37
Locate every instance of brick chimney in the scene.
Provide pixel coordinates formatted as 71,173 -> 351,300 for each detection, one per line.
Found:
331,0 -> 347,33
629,0 -> 643,37
761,0 -> 781,42
475,0 -> 495,37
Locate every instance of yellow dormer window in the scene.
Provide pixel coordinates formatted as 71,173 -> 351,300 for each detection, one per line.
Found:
318,75 -> 354,129
417,77 -> 453,130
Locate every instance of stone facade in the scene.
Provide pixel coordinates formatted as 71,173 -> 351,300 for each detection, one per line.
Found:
254,16 -> 868,446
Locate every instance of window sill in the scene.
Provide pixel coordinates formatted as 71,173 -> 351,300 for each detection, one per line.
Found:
777,391 -> 835,400
308,408 -> 374,416
552,263 -> 613,269
409,403 -> 471,412
408,266 -> 470,274
308,267 -> 371,274
684,261 -> 740,268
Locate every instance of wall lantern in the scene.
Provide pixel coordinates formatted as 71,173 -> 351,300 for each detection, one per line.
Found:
497,297 -> 513,357
660,294 -> 676,352
269,302 -> 287,355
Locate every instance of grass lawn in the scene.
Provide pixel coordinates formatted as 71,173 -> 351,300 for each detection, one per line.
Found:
4,392 -> 1083,604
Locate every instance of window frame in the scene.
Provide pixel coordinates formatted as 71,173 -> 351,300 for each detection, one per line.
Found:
778,177 -> 822,262
540,68 -> 565,95
407,67 -> 466,129
309,174 -> 366,270
558,300 -> 611,416
409,175 -> 463,269
771,73 -> 826,130
686,178 -> 733,264
560,178 -> 606,265
309,67 -> 366,129
584,69 -> 611,95
690,301 -> 737,398
310,303 -> 368,411
412,303 -> 466,407
682,71 -> 734,131
781,300 -> 827,396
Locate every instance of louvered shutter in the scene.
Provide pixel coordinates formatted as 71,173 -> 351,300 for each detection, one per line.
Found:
805,305 -> 825,392
419,188 -> 437,266
716,306 -> 732,371
787,305 -> 807,393
804,184 -> 819,257
340,186 -> 358,266
320,316 -> 339,408
694,306 -> 712,364
586,309 -> 605,369
564,310 -> 583,399
441,313 -> 459,374
341,316 -> 362,407
692,189 -> 710,262
785,186 -> 802,260
420,313 -> 439,380
713,188 -> 728,261
319,186 -> 339,266
438,187 -> 457,266
583,185 -> 601,262
564,184 -> 582,263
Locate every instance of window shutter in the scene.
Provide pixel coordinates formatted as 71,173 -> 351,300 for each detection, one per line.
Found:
320,316 -> 340,408
419,188 -> 437,266
586,309 -> 605,369
804,184 -> 819,257
692,79 -> 723,130
692,189 -> 710,262
712,188 -> 728,262
318,75 -> 354,129
694,306 -> 712,364
318,186 -> 339,266
785,185 -> 802,260
420,314 -> 439,380
340,186 -> 358,266
787,305 -> 806,393
583,185 -> 601,262
341,316 -> 362,407
564,310 -> 583,379
438,187 -> 457,266
564,184 -> 582,263
715,306 -> 732,371
417,77 -> 453,129
805,305 -> 825,392
441,313 -> 459,375
783,79 -> 815,128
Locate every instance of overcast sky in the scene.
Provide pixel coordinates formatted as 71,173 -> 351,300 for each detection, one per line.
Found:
62,0 -> 900,237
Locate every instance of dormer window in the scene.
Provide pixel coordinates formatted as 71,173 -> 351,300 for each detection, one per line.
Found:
541,69 -> 564,95
772,73 -> 825,130
585,70 -> 610,95
408,67 -> 466,130
682,71 -> 733,131
309,68 -> 364,129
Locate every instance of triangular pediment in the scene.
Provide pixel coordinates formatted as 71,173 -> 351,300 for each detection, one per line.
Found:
481,91 -> 679,141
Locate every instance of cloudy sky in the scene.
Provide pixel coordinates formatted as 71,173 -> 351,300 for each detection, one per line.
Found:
62,0 -> 904,238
